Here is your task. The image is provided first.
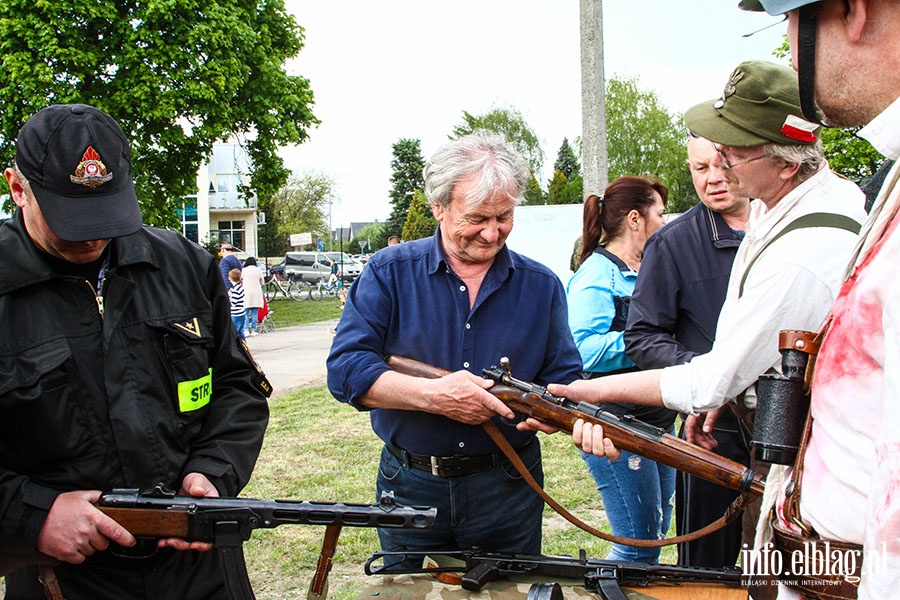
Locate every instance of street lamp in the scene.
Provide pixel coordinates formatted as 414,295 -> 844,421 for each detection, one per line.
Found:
328,197 -> 333,252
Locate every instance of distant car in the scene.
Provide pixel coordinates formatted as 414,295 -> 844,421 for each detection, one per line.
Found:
280,251 -> 360,283
323,252 -> 363,281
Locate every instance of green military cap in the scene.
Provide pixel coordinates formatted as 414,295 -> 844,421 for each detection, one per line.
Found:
684,60 -> 820,147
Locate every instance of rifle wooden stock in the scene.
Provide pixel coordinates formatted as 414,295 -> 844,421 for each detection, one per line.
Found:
387,355 -> 765,497
97,506 -> 190,538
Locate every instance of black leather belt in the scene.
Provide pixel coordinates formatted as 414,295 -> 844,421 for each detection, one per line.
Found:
386,438 -> 533,478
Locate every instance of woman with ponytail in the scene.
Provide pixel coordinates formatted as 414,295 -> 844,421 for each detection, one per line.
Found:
566,175 -> 671,563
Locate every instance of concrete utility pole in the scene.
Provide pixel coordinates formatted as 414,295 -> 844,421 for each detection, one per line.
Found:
580,0 -> 608,197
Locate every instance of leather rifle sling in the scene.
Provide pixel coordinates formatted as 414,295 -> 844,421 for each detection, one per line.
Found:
307,524 -> 342,600
482,420 -> 748,547
38,564 -> 65,600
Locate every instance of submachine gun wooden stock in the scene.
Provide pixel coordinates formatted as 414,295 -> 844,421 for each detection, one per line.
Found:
1,484 -> 437,600
387,355 -> 765,497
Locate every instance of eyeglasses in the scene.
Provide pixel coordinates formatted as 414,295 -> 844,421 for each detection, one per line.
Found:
222,246 -> 235,251
713,144 -> 768,171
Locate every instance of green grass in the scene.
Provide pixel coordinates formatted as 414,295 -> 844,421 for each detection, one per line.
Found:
241,385 -> 676,600
266,296 -> 344,328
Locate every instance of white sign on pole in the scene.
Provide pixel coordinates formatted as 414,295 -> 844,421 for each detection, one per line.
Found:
290,232 -> 313,247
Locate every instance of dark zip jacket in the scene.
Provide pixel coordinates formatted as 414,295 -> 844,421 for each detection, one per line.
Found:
0,211 -> 269,560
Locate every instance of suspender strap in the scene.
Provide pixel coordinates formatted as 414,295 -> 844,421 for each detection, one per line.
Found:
739,212 -> 861,298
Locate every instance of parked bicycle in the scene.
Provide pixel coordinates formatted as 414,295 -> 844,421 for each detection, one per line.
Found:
264,273 -> 308,302
308,276 -> 344,301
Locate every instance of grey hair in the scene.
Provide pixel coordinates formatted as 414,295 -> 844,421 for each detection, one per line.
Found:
423,131 -> 531,209
762,140 -> 826,183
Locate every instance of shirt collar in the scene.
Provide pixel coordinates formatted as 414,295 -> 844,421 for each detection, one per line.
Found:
594,245 -> 633,274
0,211 -> 154,294
859,95 -> 900,160
427,225 -> 514,277
703,204 -> 745,247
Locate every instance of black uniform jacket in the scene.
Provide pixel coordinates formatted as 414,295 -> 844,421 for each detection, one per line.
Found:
0,213 -> 270,556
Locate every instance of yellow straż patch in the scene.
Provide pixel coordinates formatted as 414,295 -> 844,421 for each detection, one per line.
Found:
178,369 -> 212,412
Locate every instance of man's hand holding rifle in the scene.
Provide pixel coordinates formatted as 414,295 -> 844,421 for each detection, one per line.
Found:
388,355 -> 765,497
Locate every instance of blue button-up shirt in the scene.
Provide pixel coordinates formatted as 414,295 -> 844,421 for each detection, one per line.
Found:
327,229 -> 582,456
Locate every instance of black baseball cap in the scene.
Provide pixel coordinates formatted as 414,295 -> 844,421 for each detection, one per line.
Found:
15,104 -> 142,242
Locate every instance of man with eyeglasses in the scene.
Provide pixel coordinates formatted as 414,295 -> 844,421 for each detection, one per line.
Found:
542,60 -> 865,558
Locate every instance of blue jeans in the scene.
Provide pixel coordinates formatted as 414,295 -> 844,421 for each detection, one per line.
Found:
582,438 -> 676,563
245,307 -> 259,331
231,314 -> 246,338
376,437 -> 544,569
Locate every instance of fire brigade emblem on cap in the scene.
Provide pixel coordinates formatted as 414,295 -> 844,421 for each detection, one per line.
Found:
14,104 -> 143,242
70,146 -> 114,188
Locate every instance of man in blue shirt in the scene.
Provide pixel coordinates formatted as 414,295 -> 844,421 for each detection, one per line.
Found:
624,133 -> 752,568
327,133 -> 582,566
218,242 -> 241,289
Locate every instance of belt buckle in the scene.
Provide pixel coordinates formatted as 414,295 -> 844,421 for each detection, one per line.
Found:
430,455 -> 441,477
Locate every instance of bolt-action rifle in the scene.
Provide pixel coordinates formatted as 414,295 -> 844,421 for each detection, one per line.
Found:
387,355 -> 765,496
1,484 -> 437,600
365,548 -> 745,599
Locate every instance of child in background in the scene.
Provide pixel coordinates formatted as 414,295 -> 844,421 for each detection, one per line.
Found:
228,268 -> 246,339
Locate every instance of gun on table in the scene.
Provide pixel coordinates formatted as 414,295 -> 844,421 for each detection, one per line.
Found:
2,484 -> 436,600
387,355 -> 764,497
365,548 -> 745,598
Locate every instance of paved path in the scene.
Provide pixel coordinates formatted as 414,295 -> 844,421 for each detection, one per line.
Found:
243,319 -> 339,397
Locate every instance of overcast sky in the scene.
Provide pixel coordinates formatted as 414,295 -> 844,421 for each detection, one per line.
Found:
277,1 -> 788,228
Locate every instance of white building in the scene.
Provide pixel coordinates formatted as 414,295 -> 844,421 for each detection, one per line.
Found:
178,141 -> 261,257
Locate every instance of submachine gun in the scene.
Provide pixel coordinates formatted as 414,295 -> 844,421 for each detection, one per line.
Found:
1,484 -> 437,600
366,548 -> 745,600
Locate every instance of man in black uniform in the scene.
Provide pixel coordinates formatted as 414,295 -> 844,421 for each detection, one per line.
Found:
0,104 -> 270,599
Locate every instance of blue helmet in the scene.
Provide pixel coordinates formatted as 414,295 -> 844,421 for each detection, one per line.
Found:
738,0 -> 819,16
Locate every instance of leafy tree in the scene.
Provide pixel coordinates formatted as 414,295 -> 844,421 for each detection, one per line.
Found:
560,173 -> 584,205
605,76 -> 696,213
451,105 -> 544,179
263,173 -> 333,256
554,137 -> 580,180
522,175 -> 546,206
821,128 -> 883,185
546,137 -> 583,205
402,189 -> 437,242
350,221 -> 385,253
547,170 -> 569,205
0,0 -> 318,224
386,138 -> 425,239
